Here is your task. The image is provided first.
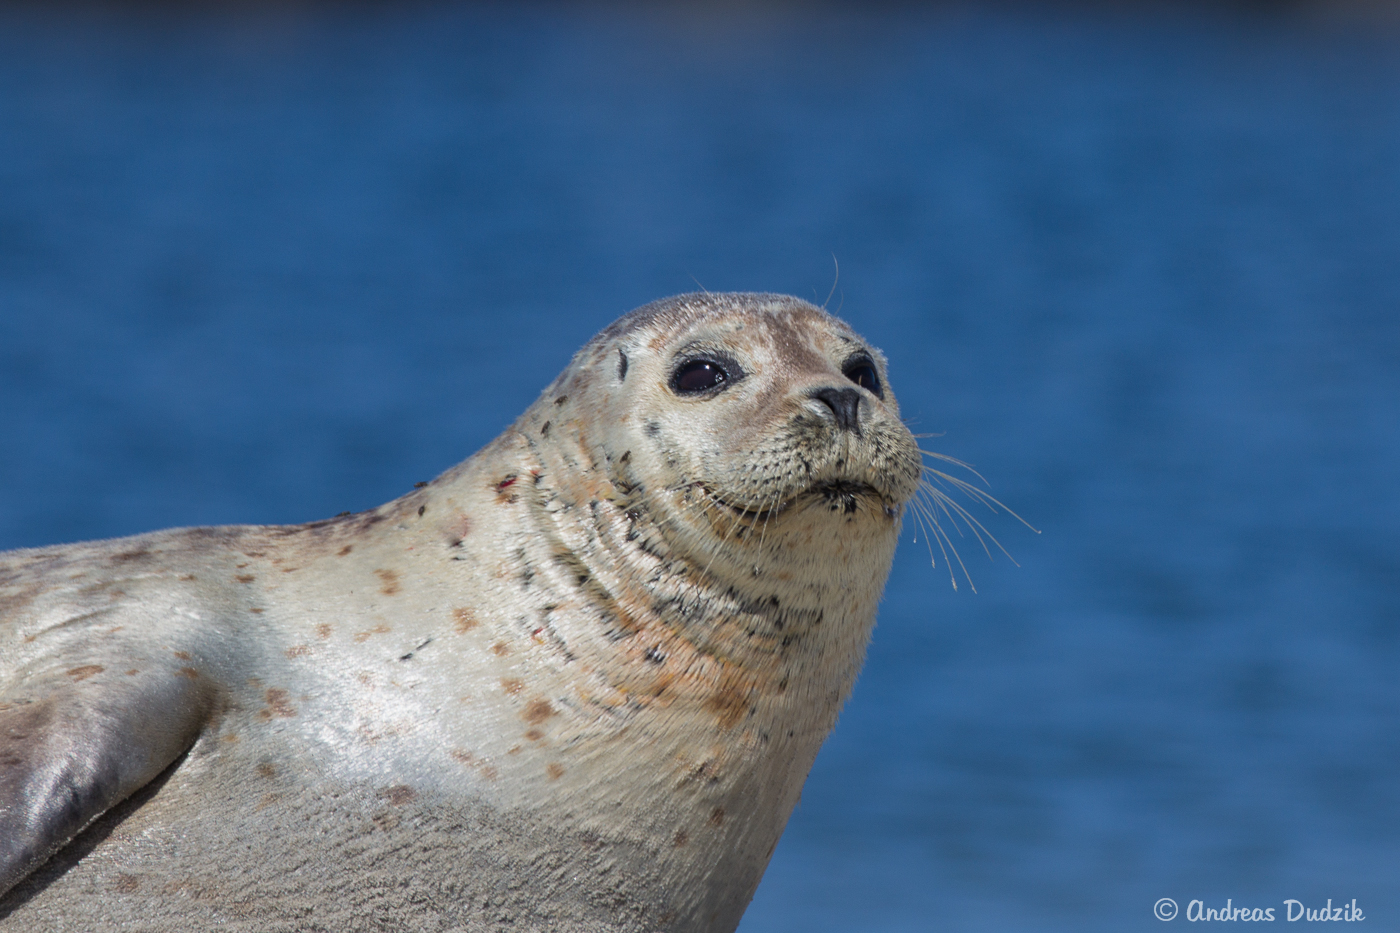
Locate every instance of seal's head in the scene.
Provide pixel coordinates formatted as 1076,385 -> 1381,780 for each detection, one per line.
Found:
532,292 -> 922,597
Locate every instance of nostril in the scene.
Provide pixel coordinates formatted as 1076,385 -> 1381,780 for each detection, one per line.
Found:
809,387 -> 864,435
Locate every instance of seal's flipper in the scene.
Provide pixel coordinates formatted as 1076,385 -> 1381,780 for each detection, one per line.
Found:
0,672 -> 213,897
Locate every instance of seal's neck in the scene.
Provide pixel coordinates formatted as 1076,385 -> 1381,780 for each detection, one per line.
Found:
514,420 -> 897,701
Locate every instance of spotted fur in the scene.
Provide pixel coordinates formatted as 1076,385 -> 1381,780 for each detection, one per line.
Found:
0,293 -> 919,932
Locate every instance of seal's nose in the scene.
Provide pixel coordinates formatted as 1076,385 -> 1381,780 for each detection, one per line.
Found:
809,386 -> 864,435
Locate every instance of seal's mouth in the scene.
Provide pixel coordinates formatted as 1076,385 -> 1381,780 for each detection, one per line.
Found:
701,487 -> 788,522
701,480 -> 886,522
809,480 -> 883,515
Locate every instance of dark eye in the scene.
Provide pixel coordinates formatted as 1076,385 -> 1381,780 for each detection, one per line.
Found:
844,359 -> 883,397
671,359 -> 729,394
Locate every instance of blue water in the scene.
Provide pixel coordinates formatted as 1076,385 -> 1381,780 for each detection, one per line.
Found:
2,4 -> 1399,930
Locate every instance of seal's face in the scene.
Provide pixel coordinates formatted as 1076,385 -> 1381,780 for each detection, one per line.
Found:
553,293 -> 922,581
652,309 -> 917,519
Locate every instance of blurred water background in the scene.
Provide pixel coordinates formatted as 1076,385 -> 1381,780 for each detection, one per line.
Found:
2,3 -> 1399,930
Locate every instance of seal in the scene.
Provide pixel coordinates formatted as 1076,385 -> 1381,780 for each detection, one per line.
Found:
0,292 -> 923,932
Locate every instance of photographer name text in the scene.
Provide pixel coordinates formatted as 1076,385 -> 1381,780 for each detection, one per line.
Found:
1154,898 -> 1365,922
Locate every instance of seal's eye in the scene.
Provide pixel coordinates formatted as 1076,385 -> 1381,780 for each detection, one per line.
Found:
671,359 -> 729,395
843,359 -> 883,398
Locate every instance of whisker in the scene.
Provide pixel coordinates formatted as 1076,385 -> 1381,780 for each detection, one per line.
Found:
907,497 -> 947,586
903,448 -> 1038,591
756,487 -> 783,554
920,462 -> 1039,534
917,450 -> 990,485
822,254 -> 840,310
925,494 -> 978,592
910,494 -> 961,591
922,485 -> 1001,567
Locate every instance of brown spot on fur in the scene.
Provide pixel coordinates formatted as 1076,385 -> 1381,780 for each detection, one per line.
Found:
451,749 -> 497,780
235,574 -> 255,584
125,669 -> 139,676
501,678 -> 524,695
491,641 -> 510,656
375,569 -> 400,595
453,607 -> 478,633
378,784 -> 416,806
316,623 -> 332,639
373,812 -> 400,831
709,807 -> 726,826
173,651 -> 191,660
547,762 -> 565,780
222,734 -> 239,743
249,607 -> 265,613
112,873 -> 141,894
554,394 -> 568,405
177,667 -> 200,679
673,830 -> 688,847
257,762 -> 276,779
525,729 -> 544,741
66,665 -> 103,682
705,680 -> 752,730
687,758 -> 723,785
354,624 -> 391,643
258,688 -> 297,720
523,698 -> 556,724
256,793 -> 282,811
285,645 -> 311,658
338,545 -> 353,557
